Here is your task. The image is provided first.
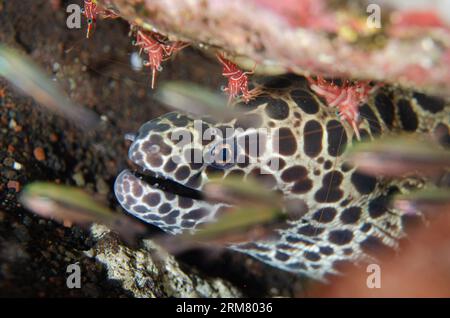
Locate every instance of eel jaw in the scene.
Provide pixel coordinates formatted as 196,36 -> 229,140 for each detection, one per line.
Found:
114,169 -> 223,235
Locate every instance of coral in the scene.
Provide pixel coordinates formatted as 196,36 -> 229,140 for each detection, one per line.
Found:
89,224 -> 242,298
98,0 -> 450,97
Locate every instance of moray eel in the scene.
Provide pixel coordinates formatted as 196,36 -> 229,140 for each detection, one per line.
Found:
114,75 -> 449,280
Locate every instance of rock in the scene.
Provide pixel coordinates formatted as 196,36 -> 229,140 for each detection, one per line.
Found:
3,157 -> 14,167
33,147 -> 46,161
72,172 -> 85,187
95,178 -> 109,195
7,180 -> 20,192
102,0 -> 450,98
88,224 -> 243,298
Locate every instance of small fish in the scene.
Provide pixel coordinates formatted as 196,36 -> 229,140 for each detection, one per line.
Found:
190,177 -> 285,244
155,177 -> 286,252
156,81 -> 259,128
203,176 -> 283,207
19,182 -> 146,244
346,135 -> 450,177
393,188 -> 450,216
0,45 -> 99,130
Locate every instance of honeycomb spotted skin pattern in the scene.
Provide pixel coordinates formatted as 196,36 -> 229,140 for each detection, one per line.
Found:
114,75 -> 450,280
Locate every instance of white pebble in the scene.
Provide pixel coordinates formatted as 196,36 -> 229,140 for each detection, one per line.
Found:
8,119 -> 16,129
52,62 -> 60,72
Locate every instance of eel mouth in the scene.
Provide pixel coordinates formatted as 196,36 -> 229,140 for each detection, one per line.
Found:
131,168 -> 204,201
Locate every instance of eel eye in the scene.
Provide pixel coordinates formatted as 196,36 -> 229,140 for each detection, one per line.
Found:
209,139 -> 237,169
